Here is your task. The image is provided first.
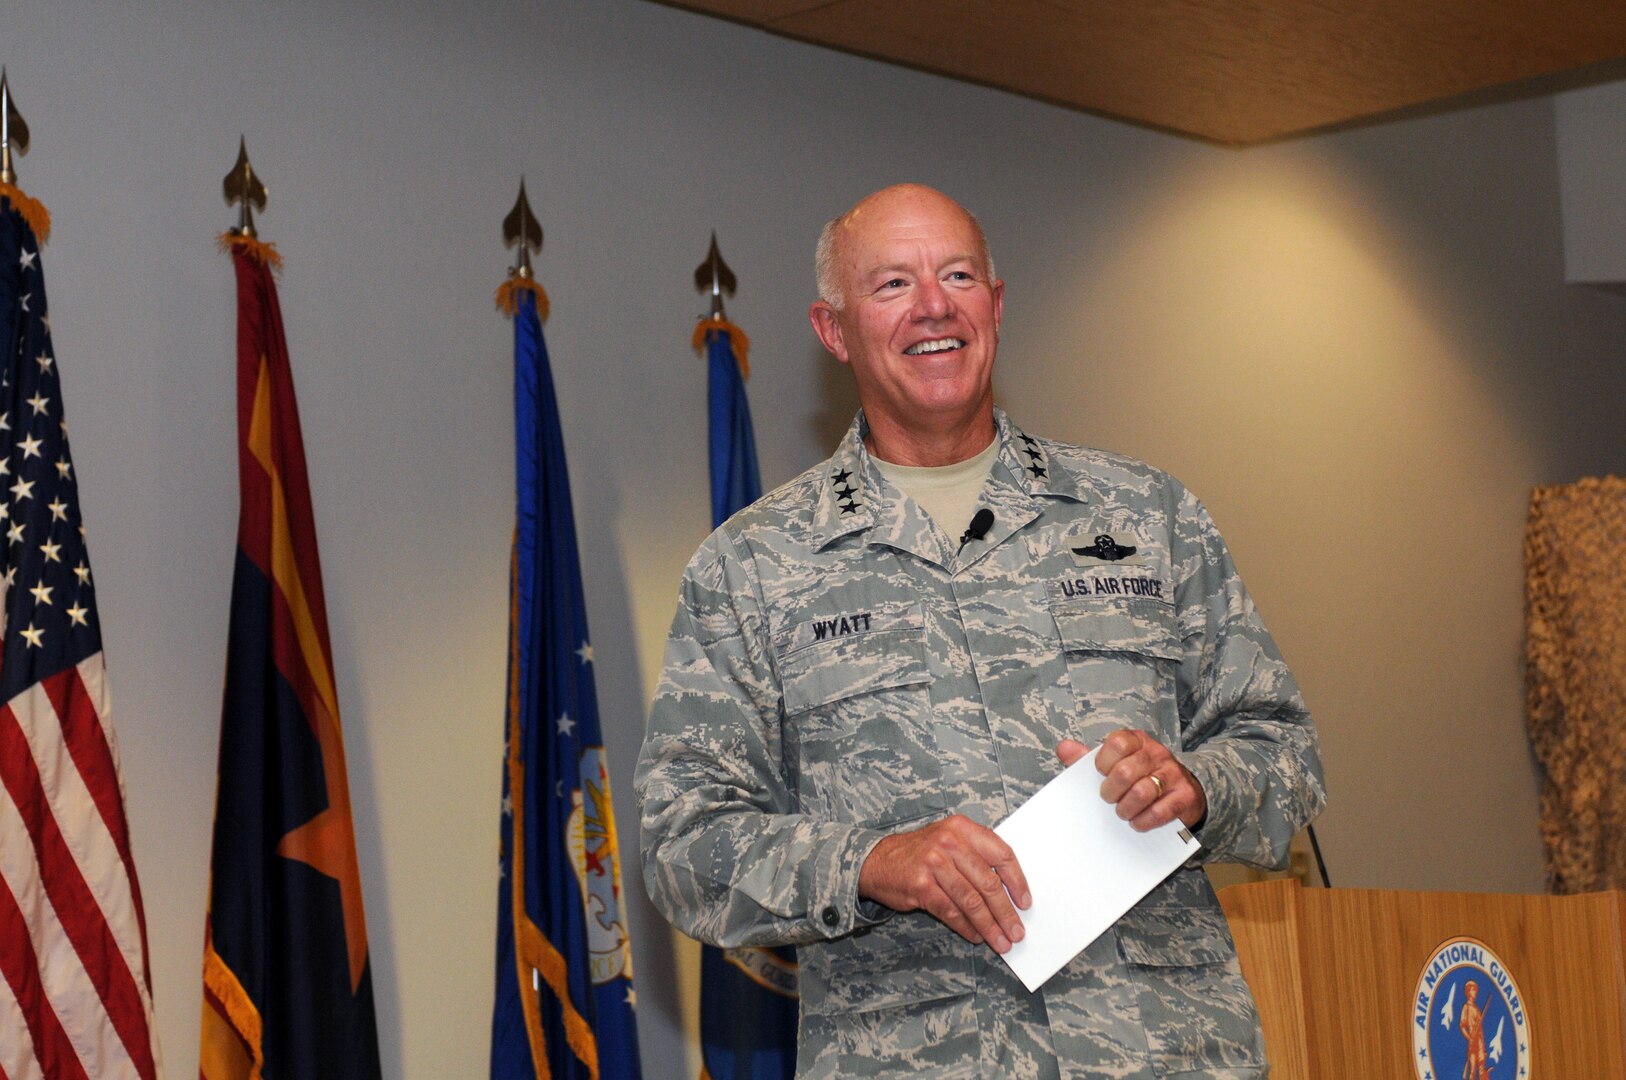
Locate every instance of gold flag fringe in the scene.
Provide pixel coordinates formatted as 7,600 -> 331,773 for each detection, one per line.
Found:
0,183 -> 51,243
692,317 -> 751,379
217,231 -> 284,271
496,277 -> 550,322
203,940 -> 267,1080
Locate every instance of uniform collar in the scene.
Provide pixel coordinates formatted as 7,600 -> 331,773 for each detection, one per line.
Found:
810,407 -> 1092,554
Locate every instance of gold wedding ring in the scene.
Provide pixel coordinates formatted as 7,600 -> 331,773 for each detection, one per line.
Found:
1147,774 -> 1164,799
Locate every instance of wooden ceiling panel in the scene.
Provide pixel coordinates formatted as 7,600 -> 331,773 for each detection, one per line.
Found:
649,0 -> 1626,144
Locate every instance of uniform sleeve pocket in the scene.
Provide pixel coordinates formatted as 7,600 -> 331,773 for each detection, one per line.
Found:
1048,590 -> 1182,661
779,601 -> 930,714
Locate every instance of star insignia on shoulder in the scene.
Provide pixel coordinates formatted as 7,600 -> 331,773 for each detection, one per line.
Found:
831,467 -> 861,515
1016,434 -> 1049,479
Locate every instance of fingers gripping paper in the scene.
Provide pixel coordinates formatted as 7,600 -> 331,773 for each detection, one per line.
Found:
994,749 -> 1201,991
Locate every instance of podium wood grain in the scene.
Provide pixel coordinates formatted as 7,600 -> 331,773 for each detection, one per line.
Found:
1218,879 -> 1626,1079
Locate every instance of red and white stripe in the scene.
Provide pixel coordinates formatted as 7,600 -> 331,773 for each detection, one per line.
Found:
0,656 -> 161,1080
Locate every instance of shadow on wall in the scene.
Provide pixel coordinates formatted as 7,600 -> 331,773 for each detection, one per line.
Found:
809,343 -> 861,452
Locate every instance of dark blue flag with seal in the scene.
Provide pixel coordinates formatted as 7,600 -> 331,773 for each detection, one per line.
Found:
694,318 -> 797,1080
491,279 -> 642,1079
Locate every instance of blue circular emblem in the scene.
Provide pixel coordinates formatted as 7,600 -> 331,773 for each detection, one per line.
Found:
1413,936 -> 1530,1080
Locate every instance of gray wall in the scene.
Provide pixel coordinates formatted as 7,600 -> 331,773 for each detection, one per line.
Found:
9,0 -> 1626,1075
1557,79 -> 1626,282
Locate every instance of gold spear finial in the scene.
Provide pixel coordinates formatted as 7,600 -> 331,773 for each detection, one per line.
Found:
1,68 -> 31,187
503,178 -> 544,281
496,178 -> 548,319
690,233 -> 749,376
693,231 -> 737,321
222,137 -> 268,238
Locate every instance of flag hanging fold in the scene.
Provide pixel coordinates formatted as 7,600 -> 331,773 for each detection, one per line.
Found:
0,186 -> 163,1080
490,284 -> 642,1079
695,318 -> 796,1080
200,238 -> 382,1080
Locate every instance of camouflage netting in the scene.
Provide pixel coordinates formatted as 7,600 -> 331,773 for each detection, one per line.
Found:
1526,476 -> 1626,893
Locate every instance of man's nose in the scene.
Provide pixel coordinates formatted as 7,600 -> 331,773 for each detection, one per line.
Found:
912,278 -> 954,321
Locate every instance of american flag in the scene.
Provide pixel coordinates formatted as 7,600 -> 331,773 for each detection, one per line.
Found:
0,195 -> 161,1078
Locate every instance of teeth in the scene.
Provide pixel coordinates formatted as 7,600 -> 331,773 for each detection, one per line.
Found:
903,338 -> 965,356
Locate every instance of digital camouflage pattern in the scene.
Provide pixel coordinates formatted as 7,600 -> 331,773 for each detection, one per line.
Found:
637,409 -> 1325,1078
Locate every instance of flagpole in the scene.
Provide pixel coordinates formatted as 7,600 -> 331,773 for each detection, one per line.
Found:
490,178 -> 642,1079
1,67 -> 29,187
690,237 -> 792,1080
0,68 -> 50,242
203,141 -> 382,1079
499,177 -> 544,1006
0,72 -> 162,1080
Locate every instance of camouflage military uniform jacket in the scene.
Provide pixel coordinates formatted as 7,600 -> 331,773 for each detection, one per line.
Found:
638,409 -> 1325,1079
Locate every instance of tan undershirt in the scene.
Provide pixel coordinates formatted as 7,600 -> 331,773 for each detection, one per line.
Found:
872,436 -> 999,543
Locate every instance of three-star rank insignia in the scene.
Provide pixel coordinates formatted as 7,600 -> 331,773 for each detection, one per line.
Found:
832,468 -> 861,515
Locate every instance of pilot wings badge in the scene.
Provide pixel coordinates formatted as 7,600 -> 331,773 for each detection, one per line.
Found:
1067,529 -> 1147,567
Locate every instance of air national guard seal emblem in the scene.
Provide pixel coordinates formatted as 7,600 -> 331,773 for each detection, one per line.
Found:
1413,937 -> 1530,1079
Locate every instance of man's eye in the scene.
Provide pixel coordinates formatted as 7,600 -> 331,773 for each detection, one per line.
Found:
947,271 -> 973,282
880,278 -> 907,289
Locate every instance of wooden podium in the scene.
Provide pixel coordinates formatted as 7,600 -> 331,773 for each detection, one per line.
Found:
1217,879 -> 1626,1078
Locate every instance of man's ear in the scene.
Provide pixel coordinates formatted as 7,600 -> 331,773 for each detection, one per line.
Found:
809,301 -> 850,364
991,279 -> 1005,337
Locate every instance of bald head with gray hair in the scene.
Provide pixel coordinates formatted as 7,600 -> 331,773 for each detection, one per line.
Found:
815,185 -> 996,309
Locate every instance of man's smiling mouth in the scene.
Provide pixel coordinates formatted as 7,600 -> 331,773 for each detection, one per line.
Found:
903,337 -> 966,356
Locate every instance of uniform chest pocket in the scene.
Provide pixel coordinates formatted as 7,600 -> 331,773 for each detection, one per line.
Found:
1047,584 -> 1183,745
775,601 -> 946,827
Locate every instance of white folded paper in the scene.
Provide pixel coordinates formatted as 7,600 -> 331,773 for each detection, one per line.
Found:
993,748 -> 1200,992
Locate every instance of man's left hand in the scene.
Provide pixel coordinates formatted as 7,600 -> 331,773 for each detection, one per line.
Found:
1057,731 -> 1206,831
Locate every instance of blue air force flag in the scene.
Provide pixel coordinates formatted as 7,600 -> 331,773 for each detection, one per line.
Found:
696,319 -> 798,1080
491,285 -> 642,1080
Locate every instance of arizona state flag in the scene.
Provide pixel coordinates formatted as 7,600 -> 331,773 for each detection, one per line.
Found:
694,320 -> 797,1080
490,281 -> 641,1079
200,236 -> 382,1079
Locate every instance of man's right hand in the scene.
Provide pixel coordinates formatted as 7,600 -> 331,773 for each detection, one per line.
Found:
856,814 -> 1030,953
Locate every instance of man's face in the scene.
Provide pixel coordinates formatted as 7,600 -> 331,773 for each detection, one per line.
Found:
810,187 -> 1003,441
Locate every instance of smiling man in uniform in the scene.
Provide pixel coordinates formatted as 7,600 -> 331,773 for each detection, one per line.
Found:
637,183 -> 1325,1078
